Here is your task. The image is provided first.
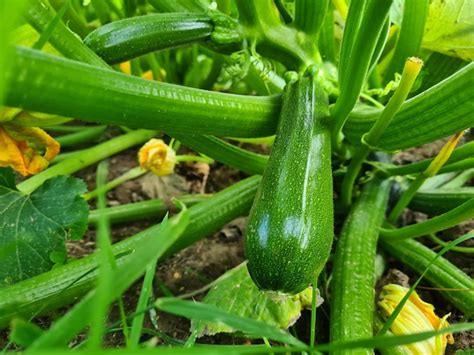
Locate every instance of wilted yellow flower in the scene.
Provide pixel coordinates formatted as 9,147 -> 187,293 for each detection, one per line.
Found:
138,139 -> 176,176
0,125 -> 60,176
379,284 -> 454,355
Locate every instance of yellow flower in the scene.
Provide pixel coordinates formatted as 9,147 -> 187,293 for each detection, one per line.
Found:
138,139 -> 176,176
0,124 -> 60,176
378,284 -> 454,355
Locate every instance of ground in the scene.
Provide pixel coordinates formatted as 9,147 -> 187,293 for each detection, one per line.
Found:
1,130 -> 472,352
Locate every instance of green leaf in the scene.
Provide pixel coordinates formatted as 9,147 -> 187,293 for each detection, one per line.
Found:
192,263 -> 317,337
155,298 -> 306,347
0,167 -> 16,190
422,0 -> 474,61
10,318 -> 44,347
0,176 -> 88,286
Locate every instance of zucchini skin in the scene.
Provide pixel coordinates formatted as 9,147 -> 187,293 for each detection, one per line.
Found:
409,188 -> 474,215
330,178 -> 391,353
84,13 -> 213,64
245,72 -> 333,294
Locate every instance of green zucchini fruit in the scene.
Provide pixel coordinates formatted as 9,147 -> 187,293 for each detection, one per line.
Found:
245,69 -> 333,294
84,13 -> 213,64
330,178 -> 391,352
409,188 -> 474,215
0,176 -> 260,328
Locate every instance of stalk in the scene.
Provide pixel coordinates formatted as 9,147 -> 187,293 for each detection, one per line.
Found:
380,236 -> 474,315
389,132 -> 464,222
294,0 -> 329,36
17,129 -> 156,194
341,57 -> 422,206
380,198 -> 474,241
55,125 -> 106,147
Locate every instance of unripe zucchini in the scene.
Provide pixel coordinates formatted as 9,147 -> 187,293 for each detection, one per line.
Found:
84,13 -> 213,64
409,188 -> 474,215
330,178 -> 391,353
245,69 -> 333,294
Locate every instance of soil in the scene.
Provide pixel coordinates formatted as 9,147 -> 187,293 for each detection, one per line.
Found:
1,133 -> 472,352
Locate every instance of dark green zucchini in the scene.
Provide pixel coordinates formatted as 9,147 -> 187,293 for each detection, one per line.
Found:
409,188 -> 474,215
84,13 -> 213,64
245,69 -> 333,294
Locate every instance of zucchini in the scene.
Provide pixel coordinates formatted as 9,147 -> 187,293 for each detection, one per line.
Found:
330,178 -> 391,352
6,46 -> 280,138
0,176 -> 260,328
409,188 -> 474,215
84,13 -> 214,64
380,237 -> 474,315
245,69 -> 333,294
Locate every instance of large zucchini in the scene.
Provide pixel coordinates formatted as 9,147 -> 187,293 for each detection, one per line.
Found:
245,69 -> 333,294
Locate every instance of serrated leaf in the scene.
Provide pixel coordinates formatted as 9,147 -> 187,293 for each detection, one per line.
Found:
422,0 -> 474,61
0,176 -> 88,286
191,263 -> 322,337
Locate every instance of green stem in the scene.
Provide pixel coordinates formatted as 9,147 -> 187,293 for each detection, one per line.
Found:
83,166 -> 146,201
388,177 -> 425,222
331,0 -> 393,148
341,57 -> 422,206
25,0 -> 108,67
90,0 -> 111,25
32,0 -> 69,50
441,168 -> 474,189
379,235 -> 474,315
235,0 -> 317,69
48,0 -> 90,38
380,198 -> 474,241
429,234 -> 474,254
439,158 -> 474,175
382,141 -> 474,176
295,0 -> 329,36
175,155 -> 214,164
88,195 -> 210,226
56,125 -> 106,147
310,282 -> 318,353
17,130 -> 156,194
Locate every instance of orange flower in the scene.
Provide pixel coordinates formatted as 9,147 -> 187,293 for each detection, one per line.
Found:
138,139 -> 176,176
0,125 -> 60,176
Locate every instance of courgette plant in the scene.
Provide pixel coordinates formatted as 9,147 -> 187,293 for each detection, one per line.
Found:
0,0 -> 473,353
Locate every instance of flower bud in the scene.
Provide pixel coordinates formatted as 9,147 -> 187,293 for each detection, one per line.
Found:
138,139 -> 176,176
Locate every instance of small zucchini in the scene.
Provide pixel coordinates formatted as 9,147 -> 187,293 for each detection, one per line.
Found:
84,13 -> 213,64
245,68 -> 333,294
409,188 -> 474,215
330,178 -> 391,352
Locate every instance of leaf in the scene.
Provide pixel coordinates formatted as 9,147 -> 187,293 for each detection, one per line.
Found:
156,298 -> 306,347
191,263 -> 320,337
422,0 -> 474,61
0,176 -> 88,286
0,167 -> 16,190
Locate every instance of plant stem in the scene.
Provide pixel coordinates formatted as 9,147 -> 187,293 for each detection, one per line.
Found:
429,234 -> 474,254
56,125 -> 106,147
88,195 -> 210,226
388,131 -> 464,222
341,57 -> 422,206
83,166 -> 146,201
294,0 -> 329,36
17,130 -> 156,194
441,168 -> 474,189
380,198 -> 474,241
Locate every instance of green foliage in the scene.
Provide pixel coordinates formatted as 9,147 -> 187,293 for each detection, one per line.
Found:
0,176 -> 88,286
192,263 -> 315,337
